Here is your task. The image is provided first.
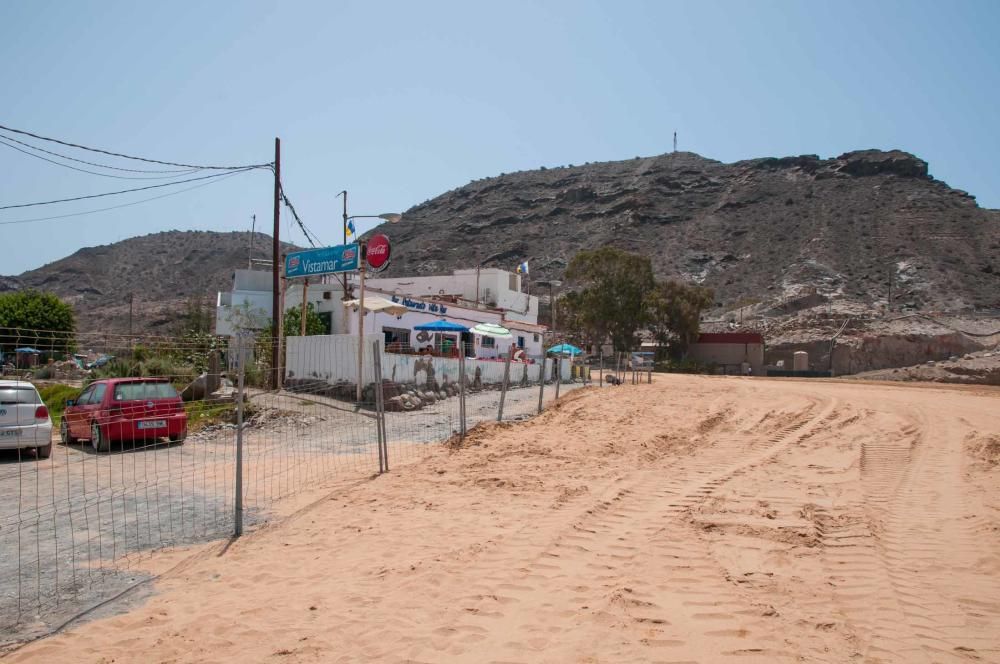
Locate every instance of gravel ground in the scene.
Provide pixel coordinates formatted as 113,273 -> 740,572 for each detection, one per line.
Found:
0,379 -> 585,644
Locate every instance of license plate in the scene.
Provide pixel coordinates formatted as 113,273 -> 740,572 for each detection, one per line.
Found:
137,420 -> 167,430
0,429 -> 23,437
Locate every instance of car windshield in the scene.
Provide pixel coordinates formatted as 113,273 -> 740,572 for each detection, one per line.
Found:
113,382 -> 178,401
0,387 -> 41,405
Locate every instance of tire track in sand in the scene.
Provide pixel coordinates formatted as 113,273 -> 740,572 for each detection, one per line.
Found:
818,403 -> 1000,663
437,394 -> 836,663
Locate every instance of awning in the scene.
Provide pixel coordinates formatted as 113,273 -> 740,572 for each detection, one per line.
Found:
342,296 -> 409,316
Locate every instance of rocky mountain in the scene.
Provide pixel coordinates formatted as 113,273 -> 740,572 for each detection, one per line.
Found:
384,150 -> 1000,312
5,231 -> 298,333
5,149 -> 999,347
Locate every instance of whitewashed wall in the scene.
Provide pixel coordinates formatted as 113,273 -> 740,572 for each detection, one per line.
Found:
286,334 -> 571,386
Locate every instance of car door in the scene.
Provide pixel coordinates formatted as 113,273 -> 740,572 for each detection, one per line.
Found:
81,383 -> 107,435
67,385 -> 96,437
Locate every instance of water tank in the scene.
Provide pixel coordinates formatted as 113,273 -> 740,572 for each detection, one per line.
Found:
793,351 -> 809,372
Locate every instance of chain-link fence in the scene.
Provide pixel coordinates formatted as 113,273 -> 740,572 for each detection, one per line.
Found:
0,328 -> 595,644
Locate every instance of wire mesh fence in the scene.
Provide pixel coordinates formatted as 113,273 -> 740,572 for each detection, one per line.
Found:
0,327 -> 594,643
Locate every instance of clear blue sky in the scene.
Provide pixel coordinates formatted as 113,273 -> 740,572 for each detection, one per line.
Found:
1,0 -> 997,275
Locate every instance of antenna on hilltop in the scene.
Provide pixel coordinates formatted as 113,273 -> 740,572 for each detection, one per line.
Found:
673,131 -> 677,153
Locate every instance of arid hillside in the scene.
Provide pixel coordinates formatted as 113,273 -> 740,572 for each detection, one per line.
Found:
384,150 -> 1000,312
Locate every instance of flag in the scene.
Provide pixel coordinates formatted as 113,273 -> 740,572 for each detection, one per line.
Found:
516,260 -> 529,275
346,219 -> 356,237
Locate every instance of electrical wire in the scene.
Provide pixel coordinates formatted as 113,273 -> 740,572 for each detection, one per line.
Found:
0,122 -> 273,171
0,137 -> 202,180
0,169 -> 250,226
278,181 -> 322,247
0,167 -> 263,210
0,131 -> 200,174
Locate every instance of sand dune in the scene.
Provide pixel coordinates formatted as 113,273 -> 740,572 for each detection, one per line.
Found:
6,375 -> 999,663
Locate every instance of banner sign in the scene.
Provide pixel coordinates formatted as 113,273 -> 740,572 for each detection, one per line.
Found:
285,243 -> 359,278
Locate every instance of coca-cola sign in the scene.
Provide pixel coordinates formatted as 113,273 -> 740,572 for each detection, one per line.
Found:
365,233 -> 391,273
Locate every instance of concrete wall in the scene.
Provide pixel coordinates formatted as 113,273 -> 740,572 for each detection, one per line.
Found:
688,342 -> 764,374
768,332 -> 986,375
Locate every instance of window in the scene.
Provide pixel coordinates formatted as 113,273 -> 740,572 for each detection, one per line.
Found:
481,336 -> 496,348
382,327 -> 410,349
517,336 -> 525,348
91,384 -> 107,405
113,382 -> 178,401
508,273 -> 518,291
0,387 -> 41,405
533,333 -> 539,342
75,385 -> 96,405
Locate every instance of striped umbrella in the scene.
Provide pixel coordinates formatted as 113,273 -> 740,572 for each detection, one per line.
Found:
469,322 -> 513,339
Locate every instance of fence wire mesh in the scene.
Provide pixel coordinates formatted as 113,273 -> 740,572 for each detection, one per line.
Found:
0,327 -> 593,643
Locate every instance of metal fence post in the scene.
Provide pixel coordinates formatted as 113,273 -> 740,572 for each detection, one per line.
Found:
234,341 -> 245,537
372,340 -> 387,473
599,349 -> 603,387
537,357 -> 546,414
458,349 -> 467,439
496,351 -> 513,422
555,356 -> 561,400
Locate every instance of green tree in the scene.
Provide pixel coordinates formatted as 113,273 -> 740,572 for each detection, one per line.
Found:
564,248 -> 655,352
282,303 -> 327,337
0,290 -> 76,356
645,280 -> 714,359
177,294 -> 214,336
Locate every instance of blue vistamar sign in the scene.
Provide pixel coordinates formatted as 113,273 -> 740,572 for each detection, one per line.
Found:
285,243 -> 360,278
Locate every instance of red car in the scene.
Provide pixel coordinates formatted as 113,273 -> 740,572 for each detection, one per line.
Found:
61,378 -> 187,452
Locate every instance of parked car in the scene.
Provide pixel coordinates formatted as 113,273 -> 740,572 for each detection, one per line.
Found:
61,378 -> 187,452
0,380 -> 53,459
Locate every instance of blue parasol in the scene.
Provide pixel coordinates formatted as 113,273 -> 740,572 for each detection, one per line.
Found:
547,343 -> 583,356
413,320 -> 470,332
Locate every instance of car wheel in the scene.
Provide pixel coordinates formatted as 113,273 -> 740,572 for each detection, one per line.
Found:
36,443 -> 52,459
169,432 -> 187,444
91,421 -> 110,453
60,420 -> 77,445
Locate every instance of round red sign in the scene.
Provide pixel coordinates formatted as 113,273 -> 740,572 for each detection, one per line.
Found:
365,233 -> 392,272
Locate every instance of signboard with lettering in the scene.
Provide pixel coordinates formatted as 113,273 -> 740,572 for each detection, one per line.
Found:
390,295 -> 448,314
285,243 -> 359,278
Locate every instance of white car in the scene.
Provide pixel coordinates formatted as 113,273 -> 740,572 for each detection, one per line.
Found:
0,380 -> 53,459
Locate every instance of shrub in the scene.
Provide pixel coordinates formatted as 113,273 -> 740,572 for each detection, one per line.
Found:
654,358 -> 716,374
38,384 -> 81,425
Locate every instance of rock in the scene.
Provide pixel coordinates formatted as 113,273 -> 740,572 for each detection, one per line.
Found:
837,150 -> 929,178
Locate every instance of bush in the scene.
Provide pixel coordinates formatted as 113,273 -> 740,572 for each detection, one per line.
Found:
38,384 -> 81,426
655,358 -> 716,374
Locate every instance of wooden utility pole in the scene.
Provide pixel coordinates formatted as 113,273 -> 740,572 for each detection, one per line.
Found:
271,137 -> 281,389
300,278 -> 309,336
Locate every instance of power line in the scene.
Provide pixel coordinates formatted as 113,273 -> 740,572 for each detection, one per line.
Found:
0,122 -> 273,171
278,181 -> 322,247
0,169 -> 251,226
0,137 -> 203,180
0,167 -> 263,210
0,131 -> 199,173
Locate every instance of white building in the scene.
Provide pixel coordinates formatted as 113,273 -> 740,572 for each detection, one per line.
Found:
215,269 -> 348,337
215,267 -> 547,358
364,268 -> 538,324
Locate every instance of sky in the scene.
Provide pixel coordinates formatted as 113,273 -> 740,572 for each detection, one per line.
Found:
1,0 -> 997,275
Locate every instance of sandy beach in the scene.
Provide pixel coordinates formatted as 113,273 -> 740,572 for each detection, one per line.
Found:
5,374 -> 999,663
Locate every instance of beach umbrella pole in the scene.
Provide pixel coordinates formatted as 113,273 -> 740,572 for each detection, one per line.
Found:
497,351 -> 513,422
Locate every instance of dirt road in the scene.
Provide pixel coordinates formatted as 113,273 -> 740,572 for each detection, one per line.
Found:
6,375 -> 998,663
